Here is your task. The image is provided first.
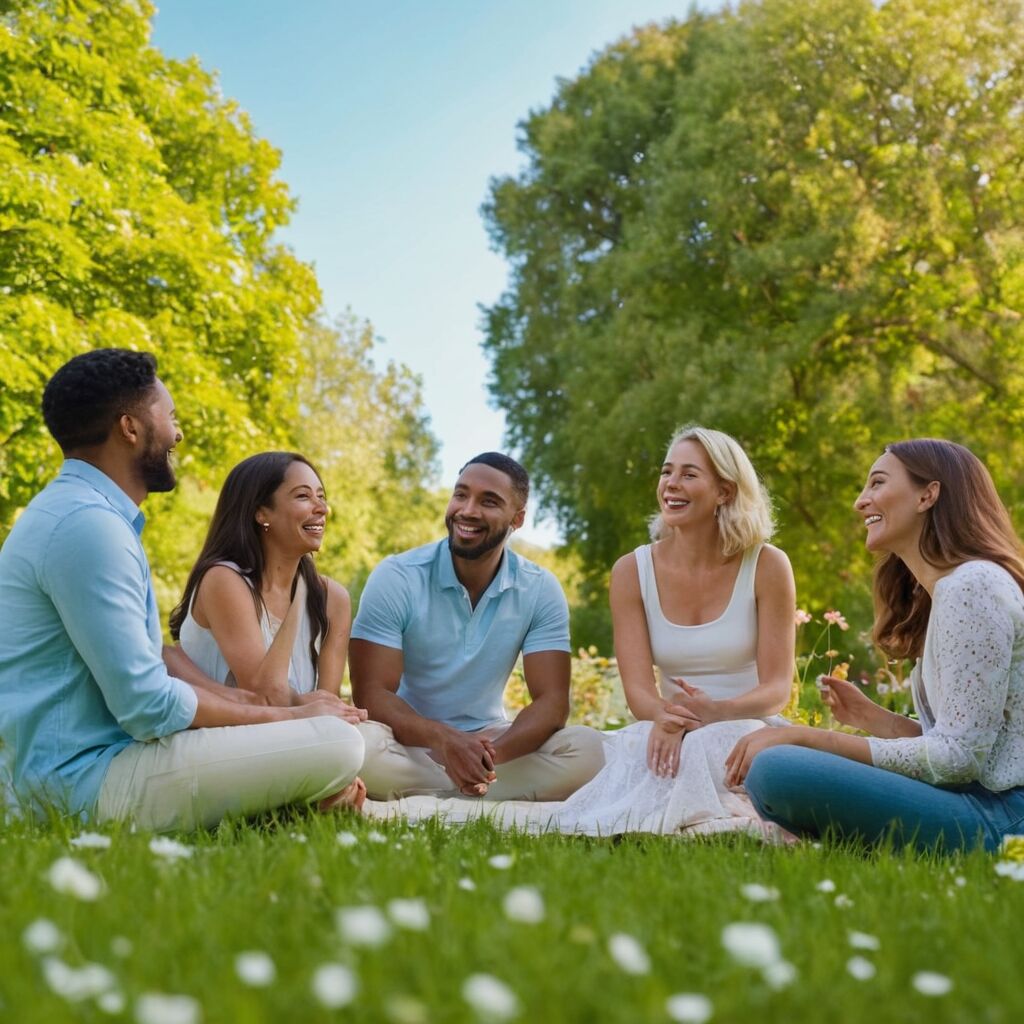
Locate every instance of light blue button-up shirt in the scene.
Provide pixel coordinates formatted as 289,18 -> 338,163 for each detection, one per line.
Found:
351,539 -> 570,730
0,460 -> 198,818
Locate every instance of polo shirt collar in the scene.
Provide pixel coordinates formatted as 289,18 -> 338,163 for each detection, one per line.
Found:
436,539 -> 519,594
61,459 -> 146,536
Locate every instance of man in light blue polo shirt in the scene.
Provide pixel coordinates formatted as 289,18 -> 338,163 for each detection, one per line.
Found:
350,453 -> 604,800
0,349 -> 363,829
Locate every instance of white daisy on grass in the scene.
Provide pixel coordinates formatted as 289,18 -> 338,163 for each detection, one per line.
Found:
665,993 -> 713,1023
22,918 -> 62,954
48,857 -> 102,901
367,830 -> 388,844
337,831 -> 359,848
312,964 -> 357,1009
335,906 -> 392,947
847,956 -> 877,981
912,971 -> 953,996
70,832 -> 112,850
111,936 -> 134,958
387,898 -> 431,931
762,960 -> 798,990
234,951 -> 276,987
608,933 -> 651,975
994,861 -> 1024,881
462,973 -> 519,1021
848,931 -> 880,951
814,879 -> 836,893
134,991 -> 202,1024
502,886 -> 545,924
98,990 -> 127,1015
720,923 -> 780,969
740,883 -> 779,903
458,877 -> 477,892
834,894 -> 855,908
148,837 -> 193,861
488,854 -> 514,870
42,958 -> 116,1002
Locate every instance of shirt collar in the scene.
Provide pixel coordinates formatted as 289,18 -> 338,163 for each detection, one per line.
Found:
60,459 -> 146,536
436,539 -> 519,594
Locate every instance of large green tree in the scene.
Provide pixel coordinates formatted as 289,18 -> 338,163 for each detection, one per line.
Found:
483,0 -> 1024,624
0,0 -> 441,608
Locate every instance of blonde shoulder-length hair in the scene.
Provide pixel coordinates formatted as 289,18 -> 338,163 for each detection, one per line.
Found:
649,424 -> 775,556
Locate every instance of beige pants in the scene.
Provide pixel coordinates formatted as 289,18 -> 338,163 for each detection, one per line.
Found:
357,721 -> 605,801
96,716 -> 364,832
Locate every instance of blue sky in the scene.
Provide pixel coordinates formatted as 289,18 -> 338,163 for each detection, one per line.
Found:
152,1 -> 696,543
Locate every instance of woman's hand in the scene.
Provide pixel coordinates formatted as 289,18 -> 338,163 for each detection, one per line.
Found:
724,726 -> 803,787
292,689 -> 368,724
647,723 -> 685,778
818,675 -> 880,732
668,678 -> 720,729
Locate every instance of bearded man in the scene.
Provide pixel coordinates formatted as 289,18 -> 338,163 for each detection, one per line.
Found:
0,349 -> 364,829
351,452 -> 604,800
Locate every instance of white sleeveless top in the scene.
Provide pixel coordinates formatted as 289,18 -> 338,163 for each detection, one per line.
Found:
178,561 -> 318,694
634,543 -> 762,701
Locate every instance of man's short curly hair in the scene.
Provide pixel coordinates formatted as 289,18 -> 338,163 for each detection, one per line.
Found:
459,452 -> 529,507
42,349 -> 159,453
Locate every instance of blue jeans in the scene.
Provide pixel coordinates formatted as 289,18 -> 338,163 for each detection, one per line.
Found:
745,746 -> 1024,852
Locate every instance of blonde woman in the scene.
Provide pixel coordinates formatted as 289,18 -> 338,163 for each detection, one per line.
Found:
371,426 -> 796,836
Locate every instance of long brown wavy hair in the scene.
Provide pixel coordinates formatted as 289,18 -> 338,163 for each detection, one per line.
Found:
873,439 -> 1024,659
169,452 -> 330,676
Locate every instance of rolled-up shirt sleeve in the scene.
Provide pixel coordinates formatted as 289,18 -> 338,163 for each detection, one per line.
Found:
521,570 -> 571,655
869,570 -> 1013,784
42,507 -> 197,740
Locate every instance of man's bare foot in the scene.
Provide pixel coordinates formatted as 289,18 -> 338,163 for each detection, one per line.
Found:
318,777 -> 367,813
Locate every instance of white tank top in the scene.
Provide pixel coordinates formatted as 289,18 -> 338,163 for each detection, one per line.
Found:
178,561 -> 318,694
634,543 -> 762,701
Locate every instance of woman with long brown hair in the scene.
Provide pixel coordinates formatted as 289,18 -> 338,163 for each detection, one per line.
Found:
729,439 -> 1024,851
171,451 -> 366,718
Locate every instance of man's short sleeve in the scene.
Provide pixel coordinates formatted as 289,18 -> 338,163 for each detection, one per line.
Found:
521,569 -> 571,655
350,557 -> 413,651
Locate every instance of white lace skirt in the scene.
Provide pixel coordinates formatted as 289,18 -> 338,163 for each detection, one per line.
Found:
368,718 -> 788,839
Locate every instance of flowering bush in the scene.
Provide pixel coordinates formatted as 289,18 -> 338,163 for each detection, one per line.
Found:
790,607 -> 914,726
504,647 -> 630,730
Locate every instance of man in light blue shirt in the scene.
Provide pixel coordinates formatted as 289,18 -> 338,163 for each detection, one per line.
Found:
351,453 -> 604,800
0,349 -> 364,828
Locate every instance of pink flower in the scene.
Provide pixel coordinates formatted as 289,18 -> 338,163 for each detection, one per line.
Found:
823,610 -> 849,631
795,609 -> 813,626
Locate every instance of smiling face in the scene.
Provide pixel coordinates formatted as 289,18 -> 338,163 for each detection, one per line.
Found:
657,439 -> 730,530
854,451 -> 939,556
256,460 -> 329,555
444,463 -> 525,561
134,378 -> 182,494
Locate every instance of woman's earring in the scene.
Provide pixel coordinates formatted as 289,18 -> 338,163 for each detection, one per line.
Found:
259,521 -> 269,532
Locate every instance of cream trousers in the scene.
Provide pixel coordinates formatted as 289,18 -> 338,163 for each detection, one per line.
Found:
96,716 -> 364,832
357,721 -> 605,801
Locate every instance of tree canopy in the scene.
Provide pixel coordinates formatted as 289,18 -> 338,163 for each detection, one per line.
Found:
483,0 -> 1024,623
0,0 -> 442,606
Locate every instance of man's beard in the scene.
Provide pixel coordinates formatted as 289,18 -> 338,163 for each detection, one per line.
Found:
137,432 -> 176,493
446,516 -> 509,560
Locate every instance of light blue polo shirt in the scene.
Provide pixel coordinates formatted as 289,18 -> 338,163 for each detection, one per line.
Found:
0,460 -> 198,818
351,539 -> 570,731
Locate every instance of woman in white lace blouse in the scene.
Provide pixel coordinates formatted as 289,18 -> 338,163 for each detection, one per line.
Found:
729,439 -> 1024,851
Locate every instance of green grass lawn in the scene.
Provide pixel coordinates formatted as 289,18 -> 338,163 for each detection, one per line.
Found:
1,812 -> 1021,1023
